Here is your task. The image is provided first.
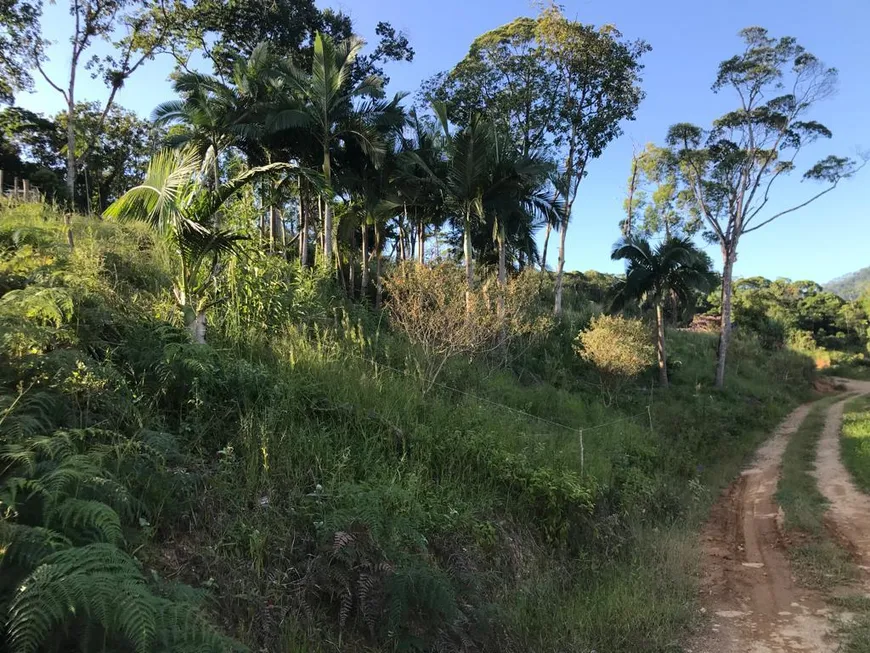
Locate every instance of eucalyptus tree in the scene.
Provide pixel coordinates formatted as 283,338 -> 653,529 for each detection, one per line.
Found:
31,0 -> 181,206
422,17 -> 559,158
536,6 -> 649,317
664,27 -> 861,387
610,237 -> 715,387
104,147 -> 292,343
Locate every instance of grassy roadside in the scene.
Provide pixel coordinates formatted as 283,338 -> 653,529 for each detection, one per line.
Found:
776,392 -> 870,653
776,395 -> 854,589
841,395 -> 870,493
835,395 -> 870,653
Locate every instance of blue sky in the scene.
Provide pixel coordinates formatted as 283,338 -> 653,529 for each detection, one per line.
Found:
19,0 -> 869,283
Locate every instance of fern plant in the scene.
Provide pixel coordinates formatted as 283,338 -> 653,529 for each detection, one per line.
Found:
0,427 -> 241,652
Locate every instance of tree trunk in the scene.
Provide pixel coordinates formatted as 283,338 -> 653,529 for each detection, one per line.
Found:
656,302 -> 668,388
280,209 -> 287,257
464,213 -> 473,313
66,96 -> 76,207
360,224 -> 369,299
188,311 -> 206,345
553,217 -> 569,317
715,248 -> 736,389
497,226 -> 506,323
323,200 -> 333,265
417,218 -> 425,264
540,221 -> 551,272
299,193 -> 309,267
322,146 -> 333,266
374,224 -> 383,309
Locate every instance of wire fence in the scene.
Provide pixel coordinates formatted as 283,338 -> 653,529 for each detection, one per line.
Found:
347,350 -> 655,476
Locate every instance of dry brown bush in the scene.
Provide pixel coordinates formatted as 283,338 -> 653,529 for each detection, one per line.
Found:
385,263 -> 550,392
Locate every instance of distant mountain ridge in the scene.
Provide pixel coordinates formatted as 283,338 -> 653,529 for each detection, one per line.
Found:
825,266 -> 870,300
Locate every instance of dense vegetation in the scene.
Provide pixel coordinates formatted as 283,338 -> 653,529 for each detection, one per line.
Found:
0,204 -> 816,651
0,0 -> 867,650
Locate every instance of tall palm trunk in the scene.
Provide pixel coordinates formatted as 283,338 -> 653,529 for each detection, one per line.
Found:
715,247 -> 736,389
361,223 -> 369,299
417,218 -> 425,264
540,221 -> 551,272
464,210 -> 473,313
299,186 -> 309,267
497,225 -> 506,323
374,223 -> 383,309
554,212 -> 569,316
655,302 -> 668,387
322,147 -> 333,266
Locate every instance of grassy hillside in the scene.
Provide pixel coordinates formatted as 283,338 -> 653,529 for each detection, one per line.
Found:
0,204 -> 816,652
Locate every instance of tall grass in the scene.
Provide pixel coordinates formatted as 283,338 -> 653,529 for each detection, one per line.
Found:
841,395 -> 870,492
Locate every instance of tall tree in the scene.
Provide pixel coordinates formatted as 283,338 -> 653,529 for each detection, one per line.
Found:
610,236 -> 715,387
152,71 -> 244,189
421,17 -> 559,158
56,102 -> 154,211
665,27 -> 861,387
0,0 -> 41,103
181,0 -> 412,85
31,0 -> 178,208
536,6 -> 649,317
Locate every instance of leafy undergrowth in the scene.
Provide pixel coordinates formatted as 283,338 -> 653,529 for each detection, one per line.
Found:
0,204 -> 816,652
842,395 -> 870,493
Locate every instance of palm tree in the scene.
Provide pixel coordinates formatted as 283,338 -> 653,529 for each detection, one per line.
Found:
483,144 -> 560,320
104,147 -> 292,343
152,73 -> 242,191
394,109 -> 448,264
266,32 -> 395,267
610,236 -> 714,387
414,105 -> 498,311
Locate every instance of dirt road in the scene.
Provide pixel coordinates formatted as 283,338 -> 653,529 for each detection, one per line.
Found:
691,378 -> 870,653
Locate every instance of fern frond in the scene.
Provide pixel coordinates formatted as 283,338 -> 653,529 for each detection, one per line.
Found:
154,600 -> 239,652
39,455 -> 105,496
0,287 -> 74,327
7,545 -> 146,653
114,580 -> 158,652
0,522 -> 70,572
52,498 -> 123,544
0,445 -> 37,475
